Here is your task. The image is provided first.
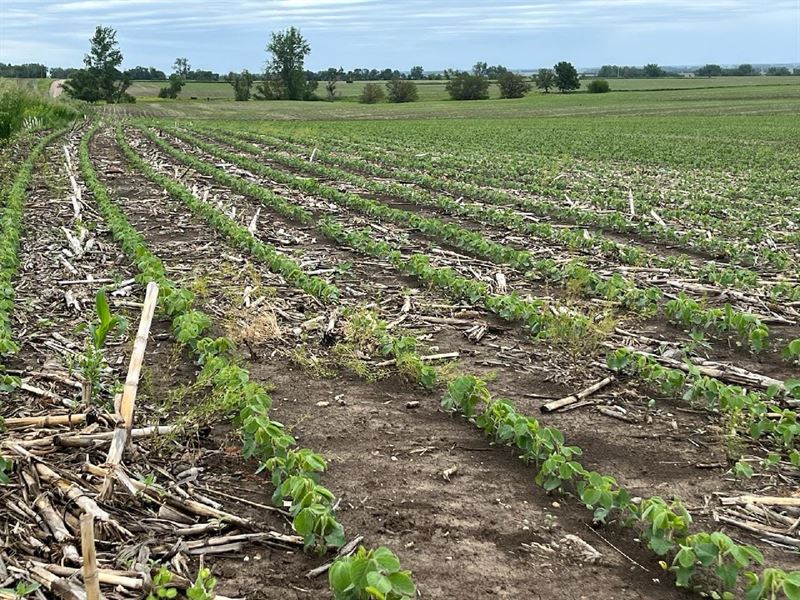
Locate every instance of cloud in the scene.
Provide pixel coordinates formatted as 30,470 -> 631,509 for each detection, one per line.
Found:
1,0 -> 797,69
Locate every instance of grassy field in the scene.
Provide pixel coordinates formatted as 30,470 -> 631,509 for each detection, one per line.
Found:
123,74 -> 800,101
107,80 -> 800,122
4,77 -> 54,94
588,74 -> 800,90
126,80 -> 235,99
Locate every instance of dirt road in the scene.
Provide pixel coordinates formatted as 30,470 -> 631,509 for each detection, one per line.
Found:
49,79 -> 65,97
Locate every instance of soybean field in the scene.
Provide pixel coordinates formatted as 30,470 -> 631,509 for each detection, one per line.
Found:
2,82 -> 800,599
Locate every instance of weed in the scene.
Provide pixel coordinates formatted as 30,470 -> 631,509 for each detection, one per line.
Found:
187,568 -> 217,600
74,289 -> 128,404
291,345 -> 336,378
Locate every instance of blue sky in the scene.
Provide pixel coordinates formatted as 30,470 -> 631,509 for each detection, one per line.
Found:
1,0 -> 798,72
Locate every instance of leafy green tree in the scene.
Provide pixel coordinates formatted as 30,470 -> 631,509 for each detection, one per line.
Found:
472,61 -> 489,77
50,67 -> 81,78
227,70 -> 253,101
695,64 -> 722,77
158,74 -> 185,99
486,65 -> 509,79
359,82 -> 385,104
409,65 -> 425,80
386,78 -> 418,103
497,72 -> 530,98
767,66 -> 792,76
124,66 -> 166,80
446,73 -> 490,100
534,68 -> 555,93
643,63 -> 665,77
64,26 -> 132,103
732,63 -> 755,76
265,27 -> 312,100
587,78 -> 611,93
324,67 -> 342,101
173,57 -> 190,77
554,61 -> 580,92
0,63 -> 47,78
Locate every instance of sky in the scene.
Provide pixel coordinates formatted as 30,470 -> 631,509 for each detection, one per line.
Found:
1,0 -> 799,73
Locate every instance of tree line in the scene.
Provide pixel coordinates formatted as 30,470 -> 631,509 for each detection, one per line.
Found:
694,64 -> 794,77
597,64 -> 670,78
51,25 -> 797,105
58,26 -> 587,104
0,63 -> 48,78
442,61 -> 584,100
598,63 -> 795,78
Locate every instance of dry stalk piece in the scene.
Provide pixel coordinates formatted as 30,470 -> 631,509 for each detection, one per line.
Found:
80,513 -> 101,600
542,376 -> 615,413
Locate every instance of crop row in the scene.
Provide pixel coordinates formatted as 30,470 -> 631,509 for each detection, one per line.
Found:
210,127 -> 799,298
119,125 -> 800,598
0,129 -> 68,360
80,126 -> 416,598
323,306 -> 796,596
127,128 -> 800,457
173,126 -> 659,308
287,130 -> 798,256
608,347 -> 800,463
158,125 -> 786,354
274,125 -> 791,213
232,128 -> 795,274
284,123 -> 800,249
115,128 -> 339,303
440,373 -> 800,598
132,126 -> 603,346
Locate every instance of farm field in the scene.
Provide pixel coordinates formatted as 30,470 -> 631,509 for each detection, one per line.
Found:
121,75 -> 800,102
104,80 -> 800,121
2,80 -> 800,600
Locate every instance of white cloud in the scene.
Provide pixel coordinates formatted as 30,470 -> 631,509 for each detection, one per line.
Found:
1,0 -> 796,68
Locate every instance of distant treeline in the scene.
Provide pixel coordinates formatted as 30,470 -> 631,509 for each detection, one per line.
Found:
694,64 -> 794,77
3,60 -> 796,84
597,63 -> 796,78
0,63 -> 48,78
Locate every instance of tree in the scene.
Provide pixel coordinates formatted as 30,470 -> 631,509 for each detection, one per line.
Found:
695,64 -> 722,77
159,59 -> 187,99
642,63 -> 665,78
553,61 -> 580,92
64,26 -> 132,103
486,65 -> 509,79
534,68 -> 555,93
324,67 -> 342,101
227,70 -> 253,101
386,78 -> 418,103
0,63 -> 47,78
173,58 -> 190,77
446,73 -> 490,100
124,66 -> 166,80
359,82 -> 385,104
409,65 -> 425,80
767,66 -> 792,76
472,61 -> 489,77
265,27 -> 312,100
732,63 -> 755,76
497,72 -> 530,99
50,67 -> 81,79
186,69 -> 219,81
158,74 -> 185,99
587,79 -> 610,93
